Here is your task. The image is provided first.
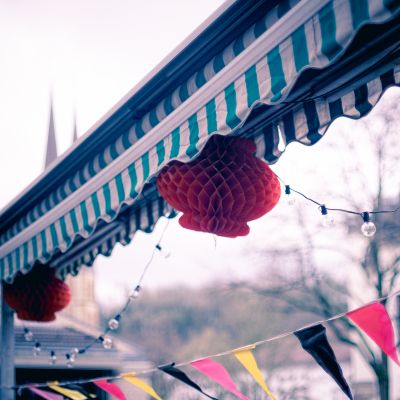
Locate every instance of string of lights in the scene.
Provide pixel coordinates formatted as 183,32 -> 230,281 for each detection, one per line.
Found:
278,175 -> 400,237
13,289 -> 400,392
21,218 -> 171,368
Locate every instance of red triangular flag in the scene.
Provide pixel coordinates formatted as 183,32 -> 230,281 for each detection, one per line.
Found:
191,358 -> 249,400
94,379 -> 127,400
347,302 -> 400,365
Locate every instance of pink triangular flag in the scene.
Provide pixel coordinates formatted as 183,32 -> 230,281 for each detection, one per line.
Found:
28,386 -> 64,400
94,380 -> 127,400
347,302 -> 400,365
191,358 -> 249,400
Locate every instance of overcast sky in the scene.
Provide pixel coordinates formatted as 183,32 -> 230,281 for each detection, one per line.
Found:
1,0 -> 399,308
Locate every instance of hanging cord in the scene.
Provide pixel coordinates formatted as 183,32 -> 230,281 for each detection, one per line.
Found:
13,290 -> 399,391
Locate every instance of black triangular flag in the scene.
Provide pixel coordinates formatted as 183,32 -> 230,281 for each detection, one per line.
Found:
294,324 -> 353,400
159,363 -> 218,400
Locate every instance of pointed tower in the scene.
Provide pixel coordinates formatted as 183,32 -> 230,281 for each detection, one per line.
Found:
44,98 -> 58,168
72,110 -> 78,143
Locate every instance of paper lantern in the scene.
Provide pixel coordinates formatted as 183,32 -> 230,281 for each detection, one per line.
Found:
156,135 -> 280,237
4,266 -> 71,322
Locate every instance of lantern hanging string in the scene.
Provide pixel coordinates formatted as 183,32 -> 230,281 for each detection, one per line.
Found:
13,289 -> 400,392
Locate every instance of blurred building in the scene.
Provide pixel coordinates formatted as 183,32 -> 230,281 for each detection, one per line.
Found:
65,267 -> 100,327
15,317 -> 150,399
13,102 -> 152,399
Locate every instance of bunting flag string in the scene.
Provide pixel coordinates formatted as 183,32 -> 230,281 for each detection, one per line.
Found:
13,291 -> 400,398
294,324 -> 353,400
93,379 -> 127,400
233,346 -> 276,400
190,358 -> 249,400
122,374 -> 162,400
346,302 -> 400,366
158,363 -> 218,400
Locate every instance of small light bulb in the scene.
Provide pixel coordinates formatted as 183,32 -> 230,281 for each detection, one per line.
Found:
320,205 -> 334,227
71,347 -> 80,356
361,221 -> 376,237
284,185 -> 295,206
156,244 -> 171,258
33,342 -> 41,357
108,317 -> 120,330
24,328 -> 33,342
66,355 -> 75,368
361,212 -> 376,237
161,248 -> 171,258
322,213 -> 335,227
286,195 -> 296,206
49,351 -> 57,365
129,285 -> 141,300
102,336 -> 113,350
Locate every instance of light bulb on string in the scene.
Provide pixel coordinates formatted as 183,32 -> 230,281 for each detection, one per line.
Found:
100,336 -> 113,350
155,244 -> 171,258
66,353 -> 75,368
69,348 -> 79,362
129,285 -> 141,300
24,328 -> 33,342
320,205 -> 334,227
33,342 -> 41,357
71,347 -> 80,357
108,315 -> 120,330
361,212 -> 376,237
284,185 -> 295,206
13,216 -> 171,365
49,351 -> 57,365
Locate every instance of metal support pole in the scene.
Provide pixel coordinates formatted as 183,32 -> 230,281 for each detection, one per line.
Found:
0,281 -> 15,400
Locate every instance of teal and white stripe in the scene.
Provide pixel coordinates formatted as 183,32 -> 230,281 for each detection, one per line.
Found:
255,63 -> 400,162
55,198 -> 176,280
0,0 -> 300,245
1,0 -> 397,244
0,0 -> 399,281
56,56 -> 400,277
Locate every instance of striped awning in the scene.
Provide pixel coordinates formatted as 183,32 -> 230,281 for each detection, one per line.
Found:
0,0 -> 302,245
1,0 -> 399,282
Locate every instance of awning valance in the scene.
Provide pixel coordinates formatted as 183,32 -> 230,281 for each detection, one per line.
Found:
50,62 -> 400,280
1,0 -> 399,282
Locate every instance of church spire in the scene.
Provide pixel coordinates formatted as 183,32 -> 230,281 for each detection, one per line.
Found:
44,97 -> 58,168
72,110 -> 78,143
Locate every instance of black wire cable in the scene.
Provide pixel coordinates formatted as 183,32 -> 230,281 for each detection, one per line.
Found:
278,176 -> 400,220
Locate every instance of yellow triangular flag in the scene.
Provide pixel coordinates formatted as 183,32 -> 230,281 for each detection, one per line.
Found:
234,349 -> 276,400
48,383 -> 87,400
122,374 -> 162,400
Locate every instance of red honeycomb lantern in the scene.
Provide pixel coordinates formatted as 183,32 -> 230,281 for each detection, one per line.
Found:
4,266 -> 71,322
156,135 -> 281,237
